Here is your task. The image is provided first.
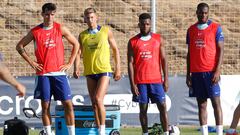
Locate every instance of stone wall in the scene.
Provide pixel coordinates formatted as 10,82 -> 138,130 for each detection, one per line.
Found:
0,0 -> 239,76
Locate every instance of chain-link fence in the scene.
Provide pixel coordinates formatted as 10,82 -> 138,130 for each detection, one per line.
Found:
0,0 -> 239,76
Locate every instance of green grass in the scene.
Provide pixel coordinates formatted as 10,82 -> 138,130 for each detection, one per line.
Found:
0,126 -> 239,135
120,126 -> 224,135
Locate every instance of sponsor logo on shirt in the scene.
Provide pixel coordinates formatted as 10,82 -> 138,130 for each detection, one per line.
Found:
140,51 -> 152,59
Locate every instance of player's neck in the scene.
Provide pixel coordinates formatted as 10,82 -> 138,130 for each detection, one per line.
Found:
140,33 -> 151,41
140,32 -> 151,37
198,20 -> 208,24
89,24 -> 98,30
43,22 -> 54,29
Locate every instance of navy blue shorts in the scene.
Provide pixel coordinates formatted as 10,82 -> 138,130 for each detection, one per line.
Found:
34,75 -> 72,101
86,72 -> 112,81
132,83 -> 166,104
190,72 -> 220,98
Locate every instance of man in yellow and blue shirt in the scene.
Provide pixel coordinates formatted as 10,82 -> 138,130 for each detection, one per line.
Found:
73,7 -> 121,135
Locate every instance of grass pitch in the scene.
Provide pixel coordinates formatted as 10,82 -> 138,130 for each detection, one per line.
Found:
0,126 -> 239,135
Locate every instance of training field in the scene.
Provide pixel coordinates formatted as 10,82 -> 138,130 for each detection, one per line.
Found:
0,126 -> 239,135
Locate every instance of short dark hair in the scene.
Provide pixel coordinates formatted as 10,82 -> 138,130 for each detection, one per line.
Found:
197,2 -> 209,10
84,7 -> 97,16
139,13 -> 151,21
42,3 -> 57,13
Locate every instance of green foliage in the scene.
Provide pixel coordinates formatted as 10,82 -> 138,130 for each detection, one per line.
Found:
148,123 -> 163,135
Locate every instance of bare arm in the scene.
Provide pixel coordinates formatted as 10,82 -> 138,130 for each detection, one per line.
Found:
73,34 -> 82,79
186,45 -> 192,87
212,40 -> 224,84
61,26 -> 80,71
0,62 -> 26,96
108,28 -> 121,81
160,37 -> 169,92
16,31 -> 43,71
127,41 -> 139,95
186,29 -> 192,88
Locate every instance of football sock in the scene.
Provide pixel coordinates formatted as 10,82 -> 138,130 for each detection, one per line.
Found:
99,125 -> 105,135
216,125 -> 223,135
163,131 -> 169,135
43,125 -> 52,135
67,125 -> 75,135
200,125 -> 208,135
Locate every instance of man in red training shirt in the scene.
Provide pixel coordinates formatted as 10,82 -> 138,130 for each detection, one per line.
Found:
186,2 -> 224,135
128,13 -> 169,135
16,3 -> 79,135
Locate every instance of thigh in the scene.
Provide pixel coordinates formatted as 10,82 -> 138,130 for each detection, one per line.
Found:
34,76 -> 51,101
86,77 -> 98,102
191,73 -> 208,98
137,84 -> 149,104
95,76 -> 110,100
51,76 -> 71,101
148,83 -> 166,104
203,72 -> 220,98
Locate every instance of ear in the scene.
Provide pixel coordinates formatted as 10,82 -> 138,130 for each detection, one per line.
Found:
138,23 -> 140,28
96,15 -> 98,21
84,16 -> 87,23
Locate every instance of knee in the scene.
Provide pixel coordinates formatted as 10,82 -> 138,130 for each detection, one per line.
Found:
42,108 -> 49,116
63,101 -> 73,112
211,100 -> 221,110
198,102 -> 207,110
140,109 -> 148,116
158,102 -> 167,110
94,97 -> 103,106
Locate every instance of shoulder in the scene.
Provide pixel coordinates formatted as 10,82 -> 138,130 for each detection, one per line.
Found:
102,25 -> 110,30
208,20 -> 221,29
188,22 -> 198,31
151,33 -> 161,39
151,33 -> 162,43
209,20 -> 220,26
129,34 -> 140,42
31,24 -> 42,32
79,29 -> 89,37
54,22 -> 61,27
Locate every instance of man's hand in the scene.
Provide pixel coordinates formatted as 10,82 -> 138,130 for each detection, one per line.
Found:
163,79 -> 169,92
15,83 -> 26,97
186,74 -> 192,88
131,84 -> 139,96
73,70 -> 80,79
212,69 -> 221,84
60,63 -> 72,72
113,69 -> 121,81
30,61 -> 43,71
